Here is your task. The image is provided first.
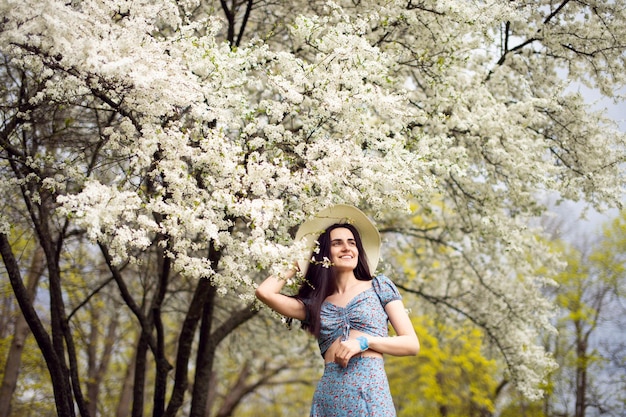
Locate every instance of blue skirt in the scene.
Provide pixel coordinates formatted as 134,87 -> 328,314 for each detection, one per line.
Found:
310,357 -> 396,417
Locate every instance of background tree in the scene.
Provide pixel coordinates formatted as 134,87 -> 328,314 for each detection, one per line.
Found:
499,210 -> 626,417
549,213 -> 626,417
1,0 -> 625,416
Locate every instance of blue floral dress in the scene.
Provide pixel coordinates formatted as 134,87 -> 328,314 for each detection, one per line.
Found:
309,275 -> 401,417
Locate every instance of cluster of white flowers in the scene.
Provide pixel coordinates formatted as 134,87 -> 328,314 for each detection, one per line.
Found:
57,182 -> 158,264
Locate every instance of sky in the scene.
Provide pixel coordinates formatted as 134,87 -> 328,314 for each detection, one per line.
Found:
580,84 -> 626,131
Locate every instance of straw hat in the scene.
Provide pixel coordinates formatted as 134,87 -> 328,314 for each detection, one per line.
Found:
295,204 -> 381,275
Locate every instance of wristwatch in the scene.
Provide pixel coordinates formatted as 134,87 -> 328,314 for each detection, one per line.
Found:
356,336 -> 369,352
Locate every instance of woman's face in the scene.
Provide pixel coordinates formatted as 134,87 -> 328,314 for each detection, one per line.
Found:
329,227 -> 359,272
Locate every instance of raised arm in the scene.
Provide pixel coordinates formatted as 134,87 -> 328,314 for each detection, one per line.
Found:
255,268 -> 307,321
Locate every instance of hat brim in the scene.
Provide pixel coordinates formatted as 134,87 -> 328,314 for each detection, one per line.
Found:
294,204 -> 381,275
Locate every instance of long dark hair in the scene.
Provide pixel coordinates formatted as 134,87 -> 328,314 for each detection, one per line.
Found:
295,223 -> 373,336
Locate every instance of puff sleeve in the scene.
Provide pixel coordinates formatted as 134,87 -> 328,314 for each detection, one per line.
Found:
372,275 -> 402,306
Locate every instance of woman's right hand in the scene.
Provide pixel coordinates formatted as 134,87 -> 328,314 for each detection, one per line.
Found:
333,338 -> 364,367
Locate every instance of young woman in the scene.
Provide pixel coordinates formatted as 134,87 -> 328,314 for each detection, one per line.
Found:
256,204 -> 419,416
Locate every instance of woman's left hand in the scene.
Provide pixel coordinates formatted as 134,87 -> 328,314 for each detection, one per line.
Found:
334,339 -> 364,368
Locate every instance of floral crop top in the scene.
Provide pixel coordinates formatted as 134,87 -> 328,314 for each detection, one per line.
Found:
317,275 -> 402,357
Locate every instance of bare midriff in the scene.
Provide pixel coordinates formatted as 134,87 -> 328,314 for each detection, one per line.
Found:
323,328 -> 383,364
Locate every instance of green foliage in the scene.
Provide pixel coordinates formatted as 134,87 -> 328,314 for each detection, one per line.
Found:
387,315 -> 498,417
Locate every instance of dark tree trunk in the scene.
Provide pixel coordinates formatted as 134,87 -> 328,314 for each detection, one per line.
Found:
132,332 -> 150,417
190,301 -> 259,417
151,239 -> 173,417
0,246 -> 45,417
575,320 -> 588,417
0,234 -> 74,417
38,204 -> 90,417
189,284 -> 218,417
164,277 -> 215,417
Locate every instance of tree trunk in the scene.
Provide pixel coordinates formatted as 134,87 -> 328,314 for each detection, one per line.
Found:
87,312 -> 118,417
189,284 -> 218,417
87,309 -> 100,416
132,332 -> 149,417
99,242 -> 163,417
0,246 -> 45,417
190,301 -> 259,417
0,233 -> 74,417
164,277 -> 215,417
574,322 -> 588,417
147,198 -> 174,417
116,336 -> 138,417
39,214 -> 91,417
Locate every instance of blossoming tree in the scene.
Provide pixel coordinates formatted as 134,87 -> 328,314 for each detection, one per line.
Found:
0,0 -> 625,416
